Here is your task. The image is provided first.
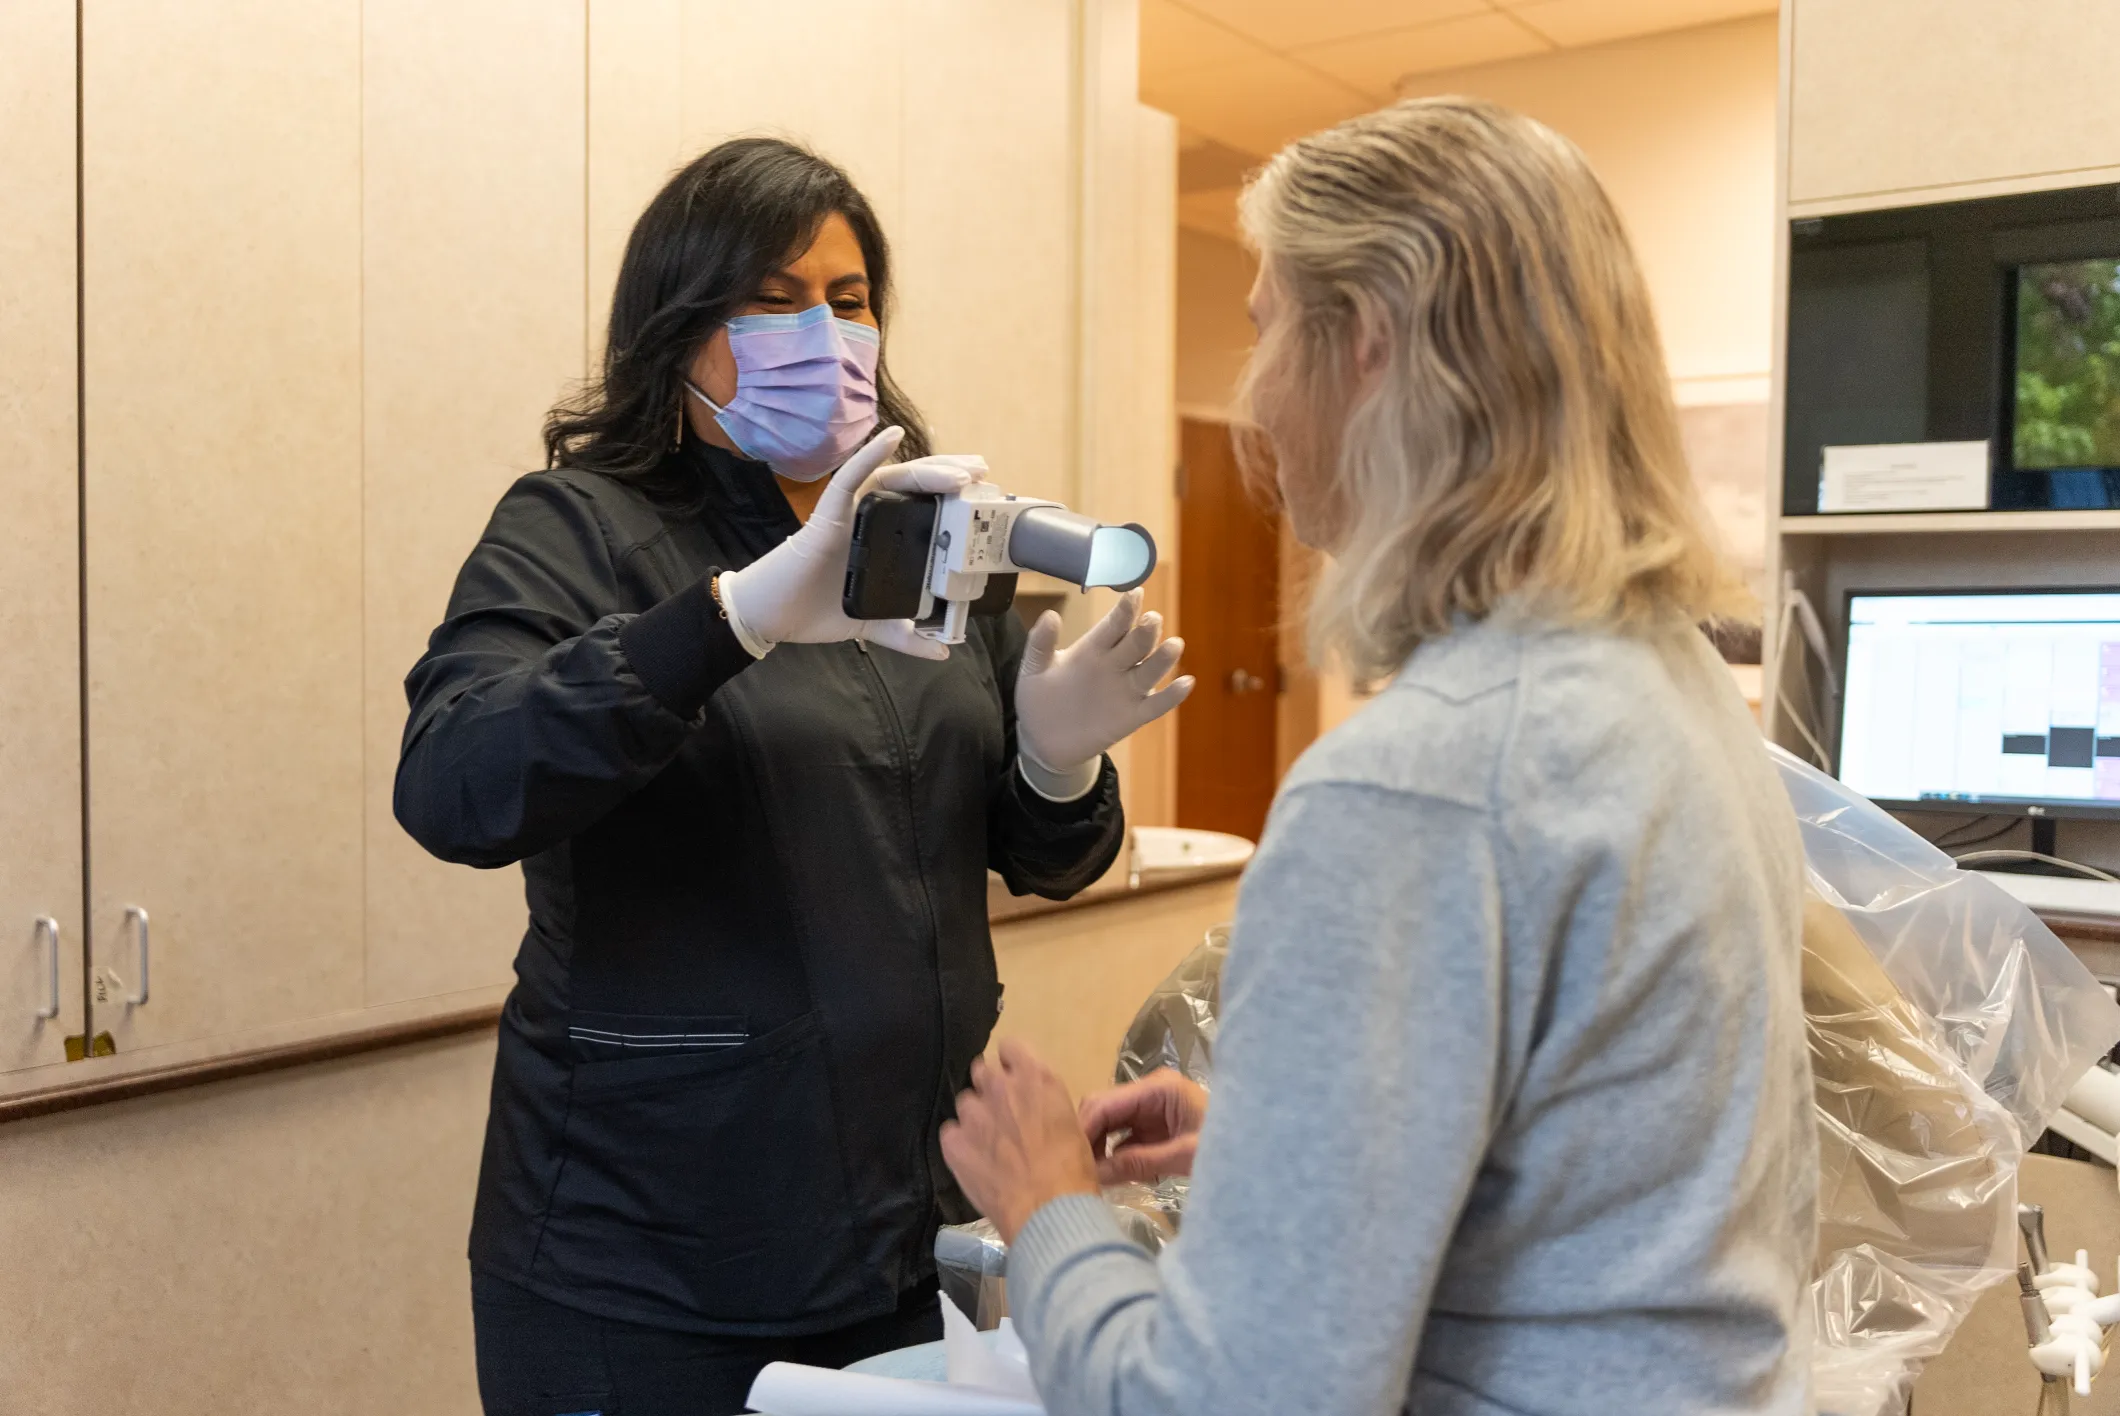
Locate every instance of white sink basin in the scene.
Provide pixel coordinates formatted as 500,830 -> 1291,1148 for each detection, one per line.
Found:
1130,826 -> 1255,872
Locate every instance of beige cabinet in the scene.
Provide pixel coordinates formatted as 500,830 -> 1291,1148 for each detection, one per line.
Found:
359,0 -> 587,1008
75,0 -> 590,1055
5,0 -> 1172,1081
80,0 -> 367,1052
1790,0 -> 2120,207
0,0 -> 86,1074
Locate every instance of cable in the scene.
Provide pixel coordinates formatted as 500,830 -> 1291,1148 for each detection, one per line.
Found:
1768,574 -> 1837,772
1943,821 -> 2022,850
1952,850 -> 2120,883
1932,815 -> 2018,849
1776,685 -> 1831,770
1926,813 -> 1993,845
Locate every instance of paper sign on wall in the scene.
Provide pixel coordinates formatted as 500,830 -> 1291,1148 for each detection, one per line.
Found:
1819,441 -> 1990,514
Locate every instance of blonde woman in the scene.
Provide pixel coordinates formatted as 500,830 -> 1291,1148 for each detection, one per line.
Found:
940,97 -> 1815,1415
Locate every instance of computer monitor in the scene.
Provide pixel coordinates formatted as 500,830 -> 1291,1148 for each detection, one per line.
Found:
1838,588 -> 2120,820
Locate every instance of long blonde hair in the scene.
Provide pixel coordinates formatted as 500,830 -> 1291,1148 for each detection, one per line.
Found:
1237,97 -> 1744,684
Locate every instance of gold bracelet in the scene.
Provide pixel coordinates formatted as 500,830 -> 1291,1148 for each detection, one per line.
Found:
708,572 -> 730,621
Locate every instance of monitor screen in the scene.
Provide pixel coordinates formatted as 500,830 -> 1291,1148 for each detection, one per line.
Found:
2013,258 -> 2120,473
1839,589 -> 2120,817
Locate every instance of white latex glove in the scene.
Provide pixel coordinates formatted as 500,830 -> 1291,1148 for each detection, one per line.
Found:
717,426 -> 987,661
1015,589 -> 1192,799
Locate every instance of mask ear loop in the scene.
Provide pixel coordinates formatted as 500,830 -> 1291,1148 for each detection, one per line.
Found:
684,379 -> 726,415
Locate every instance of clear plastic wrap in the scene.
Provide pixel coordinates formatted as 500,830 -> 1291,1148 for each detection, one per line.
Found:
936,1216 -> 1011,1331
1776,744 -> 2120,1416
1114,923 -> 1228,1088
936,1185 -> 1179,1330
940,888 -> 1223,1327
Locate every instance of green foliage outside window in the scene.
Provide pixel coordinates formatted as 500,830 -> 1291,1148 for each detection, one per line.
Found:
2015,257 -> 2120,470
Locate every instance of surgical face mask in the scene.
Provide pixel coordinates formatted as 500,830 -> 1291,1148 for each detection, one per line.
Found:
684,303 -> 881,482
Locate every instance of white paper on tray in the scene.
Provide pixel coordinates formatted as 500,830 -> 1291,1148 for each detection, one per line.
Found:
744,1363 -> 1043,1416
943,1288 -> 1038,1400
745,1292 -> 1045,1416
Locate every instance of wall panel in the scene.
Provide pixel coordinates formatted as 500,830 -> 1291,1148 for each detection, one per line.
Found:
0,1033 -> 492,1415
587,0 -> 684,366
81,0 -> 365,1051
0,0 -> 84,1072
360,0 -> 589,1007
893,0 -> 1077,503
675,0 -> 906,225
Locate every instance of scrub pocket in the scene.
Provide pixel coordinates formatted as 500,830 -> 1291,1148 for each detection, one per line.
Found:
564,1010 -> 749,1062
536,1012 -> 868,1326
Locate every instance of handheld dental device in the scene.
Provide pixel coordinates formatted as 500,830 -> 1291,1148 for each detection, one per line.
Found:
844,483 -> 1157,646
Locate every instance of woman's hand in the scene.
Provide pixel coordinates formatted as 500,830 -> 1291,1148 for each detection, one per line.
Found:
940,1039 -> 1101,1244
1078,1068 -> 1210,1185
716,425 -> 986,660
1014,592 -> 1193,790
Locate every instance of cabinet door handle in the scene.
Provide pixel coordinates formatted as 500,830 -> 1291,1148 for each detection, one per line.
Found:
33,917 -> 59,1020
123,906 -> 150,1006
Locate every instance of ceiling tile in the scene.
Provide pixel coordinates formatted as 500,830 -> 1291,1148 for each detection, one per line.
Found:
1141,0 -> 1268,82
1502,0 -> 1776,48
1178,185 -> 1245,243
1179,0 -> 1496,50
1141,52 -> 1373,158
1295,12 -> 1552,98
1178,136 -> 1262,191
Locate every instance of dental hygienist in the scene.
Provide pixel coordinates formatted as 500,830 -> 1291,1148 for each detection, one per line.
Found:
394,137 -> 1191,1416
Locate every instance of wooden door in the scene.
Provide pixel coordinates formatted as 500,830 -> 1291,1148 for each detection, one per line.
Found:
81,0 -> 366,1052
1175,417 -> 1281,842
0,0 -> 86,1073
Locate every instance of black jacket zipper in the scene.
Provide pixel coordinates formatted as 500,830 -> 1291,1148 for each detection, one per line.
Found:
856,638 -> 953,1277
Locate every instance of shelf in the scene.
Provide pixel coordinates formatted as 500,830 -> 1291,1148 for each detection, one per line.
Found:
1779,510 -> 2120,536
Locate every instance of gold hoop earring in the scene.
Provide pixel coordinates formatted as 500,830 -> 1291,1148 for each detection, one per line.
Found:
673,400 -> 685,451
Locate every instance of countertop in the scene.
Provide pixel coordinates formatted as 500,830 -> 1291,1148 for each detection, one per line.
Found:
988,857 -> 1246,925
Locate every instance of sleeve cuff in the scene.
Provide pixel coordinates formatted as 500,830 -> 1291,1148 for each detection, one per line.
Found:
1007,1192 -> 1135,1299
1017,750 -> 1102,803
617,577 -> 756,720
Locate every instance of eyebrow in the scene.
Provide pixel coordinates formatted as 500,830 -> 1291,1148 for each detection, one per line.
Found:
762,269 -> 870,291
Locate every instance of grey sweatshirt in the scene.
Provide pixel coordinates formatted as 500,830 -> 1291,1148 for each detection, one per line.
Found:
1009,614 -> 1816,1416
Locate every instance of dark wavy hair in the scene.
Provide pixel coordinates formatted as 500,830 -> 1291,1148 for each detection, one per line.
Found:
544,137 -> 930,506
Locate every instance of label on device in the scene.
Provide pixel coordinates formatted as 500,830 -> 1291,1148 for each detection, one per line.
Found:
1819,440 -> 1989,513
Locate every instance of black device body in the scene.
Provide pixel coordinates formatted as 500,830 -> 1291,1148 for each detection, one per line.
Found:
843,489 -> 1017,622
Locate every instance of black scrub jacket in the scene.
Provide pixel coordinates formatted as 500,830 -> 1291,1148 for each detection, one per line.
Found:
395,442 -> 1125,1337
